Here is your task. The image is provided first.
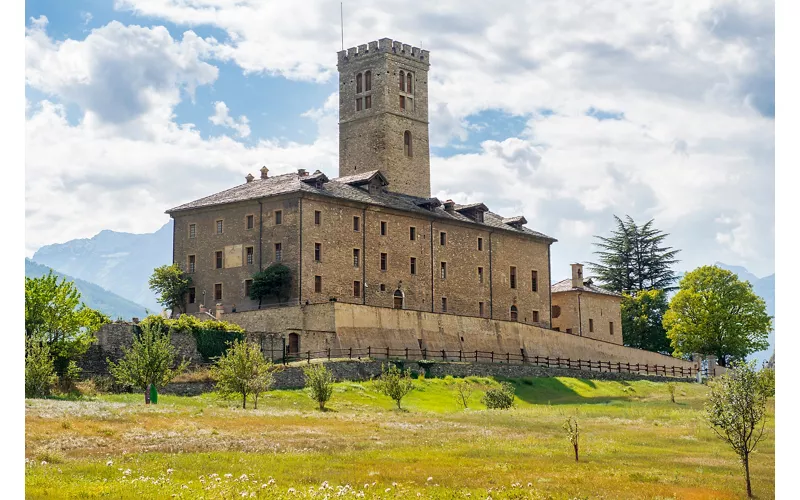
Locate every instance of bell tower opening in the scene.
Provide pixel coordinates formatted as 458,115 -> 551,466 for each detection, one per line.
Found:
337,38 -> 431,198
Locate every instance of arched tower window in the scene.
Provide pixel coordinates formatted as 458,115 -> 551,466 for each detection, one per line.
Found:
364,71 -> 371,91
510,305 -> 518,321
393,289 -> 404,309
404,131 -> 412,157
356,73 -> 363,94
407,72 -> 413,94
399,70 -> 406,92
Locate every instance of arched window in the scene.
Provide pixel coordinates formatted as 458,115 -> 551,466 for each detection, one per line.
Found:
364,71 -> 371,91
356,73 -> 363,94
399,70 -> 405,92
393,289 -> 404,309
403,131 -> 412,157
407,72 -> 413,94
552,305 -> 561,318
510,305 -> 518,321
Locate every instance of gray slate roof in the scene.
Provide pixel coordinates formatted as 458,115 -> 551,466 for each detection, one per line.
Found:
550,278 -> 622,297
166,171 -> 556,242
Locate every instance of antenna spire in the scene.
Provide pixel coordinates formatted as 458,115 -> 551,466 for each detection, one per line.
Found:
340,3 -> 344,51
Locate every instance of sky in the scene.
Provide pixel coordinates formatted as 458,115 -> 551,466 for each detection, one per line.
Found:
24,0 -> 775,281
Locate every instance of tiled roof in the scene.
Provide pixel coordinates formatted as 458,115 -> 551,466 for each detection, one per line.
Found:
333,170 -> 387,185
166,171 -> 557,242
551,278 -> 622,297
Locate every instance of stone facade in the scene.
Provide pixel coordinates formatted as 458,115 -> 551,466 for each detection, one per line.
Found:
338,39 -> 431,198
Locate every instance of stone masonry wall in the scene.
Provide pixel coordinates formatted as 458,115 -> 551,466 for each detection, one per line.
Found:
551,291 -> 623,345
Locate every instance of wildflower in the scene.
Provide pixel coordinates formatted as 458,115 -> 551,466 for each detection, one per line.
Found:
240,474 -> 249,481
210,474 -> 219,478
427,477 -> 433,482
268,478 -> 275,485
240,492 -> 247,497
261,484 -> 268,489
167,468 -> 174,474
364,484 -> 370,489
106,460 -> 113,467
41,461 -> 48,466
288,487 -> 296,494
385,488 -> 392,493
225,473 -> 233,478
123,469 -> 132,476
392,482 -> 398,487
182,485 -> 188,490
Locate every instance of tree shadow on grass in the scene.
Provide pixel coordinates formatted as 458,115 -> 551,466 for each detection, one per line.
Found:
506,377 -> 632,405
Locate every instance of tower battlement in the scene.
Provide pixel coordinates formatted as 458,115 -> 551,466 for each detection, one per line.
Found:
337,38 -> 430,68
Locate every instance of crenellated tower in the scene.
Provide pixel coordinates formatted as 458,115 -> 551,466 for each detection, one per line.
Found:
337,38 -> 431,198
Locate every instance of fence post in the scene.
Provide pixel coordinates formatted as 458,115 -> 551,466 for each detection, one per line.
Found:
368,346 -> 371,358
475,350 -> 478,362
626,362 -> 630,373
645,363 -> 649,375
491,351 -> 494,363
617,362 -> 621,373
442,350 -> 446,361
386,347 -> 390,359
307,351 -> 311,364
672,366 -> 675,377
507,353 -> 510,364
459,350 -> 462,362
424,348 -> 427,360
556,356 -> 560,368
328,348 -> 331,360
349,347 -> 352,360
535,355 -> 539,365
405,347 -> 409,360
566,358 -> 570,369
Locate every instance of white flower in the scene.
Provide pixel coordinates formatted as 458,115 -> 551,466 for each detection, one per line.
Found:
527,482 -> 532,488
240,492 -> 247,497
225,473 -> 233,478
261,484 -> 268,489
385,488 -> 391,493
123,469 -> 131,476
427,477 -> 433,482
239,474 -> 249,481
106,460 -> 113,466
41,461 -> 48,466
182,485 -> 188,489
167,468 -> 174,474
364,484 -> 369,489
288,487 -> 296,494
268,478 -> 275,485
392,482 -> 398,487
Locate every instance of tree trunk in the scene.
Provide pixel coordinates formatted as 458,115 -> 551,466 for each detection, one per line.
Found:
574,443 -> 579,462
744,453 -> 752,497
396,399 -> 401,409
254,393 -> 259,410
144,388 -> 150,405
242,393 -> 247,409
319,401 -> 325,411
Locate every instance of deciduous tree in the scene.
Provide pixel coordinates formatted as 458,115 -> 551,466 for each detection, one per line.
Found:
148,264 -> 192,314
663,266 -> 771,366
213,339 -> 275,409
303,363 -> 335,410
621,289 -> 671,353
25,336 -> 57,398
374,363 -> 415,409
250,264 -> 293,308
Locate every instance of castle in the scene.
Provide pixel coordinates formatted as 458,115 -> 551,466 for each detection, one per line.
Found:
166,38 -> 640,362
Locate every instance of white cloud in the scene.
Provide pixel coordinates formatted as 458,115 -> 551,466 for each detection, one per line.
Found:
209,101 -> 251,137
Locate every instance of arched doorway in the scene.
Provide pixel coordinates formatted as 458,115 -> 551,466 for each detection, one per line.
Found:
393,289 -> 404,309
288,332 -> 299,355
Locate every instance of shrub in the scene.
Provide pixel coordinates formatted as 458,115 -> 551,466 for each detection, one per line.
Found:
453,380 -> 474,409
666,382 -> 676,403
25,337 -> 57,398
481,382 -> 515,409
139,314 -> 245,362
213,339 -> 276,409
374,363 -> 415,409
303,364 -> 335,410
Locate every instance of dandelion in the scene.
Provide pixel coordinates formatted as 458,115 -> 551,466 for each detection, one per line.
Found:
106,460 -> 113,467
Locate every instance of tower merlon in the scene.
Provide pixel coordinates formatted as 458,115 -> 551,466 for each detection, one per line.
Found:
337,37 -> 430,67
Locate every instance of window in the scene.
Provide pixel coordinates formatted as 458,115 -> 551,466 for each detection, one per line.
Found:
353,281 -> 361,298
365,95 -> 371,109
314,243 -> 322,262
245,279 -> 253,298
393,289 -> 403,309
246,215 -> 254,230
510,305 -> 518,321
532,310 -> 540,322
275,210 -> 282,225
356,72 -> 363,93
477,237 -> 483,251
246,246 -> 254,265
216,220 -> 223,234
399,70 -> 406,91
189,287 -> 196,304
314,210 -> 321,225
552,305 -> 561,318
275,243 -> 282,262
409,227 -> 416,240
410,257 -> 417,275
407,72 -> 413,94
365,70 -> 371,91
189,224 -> 196,239
510,266 -> 517,289
215,251 -> 223,269
314,275 -> 322,293
440,262 -> 447,279
380,283 -> 386,291
214,283 -> 223,301
380,252 -> 387,271
531,270 -> 538,292
609,322 -> 615,335
399,95 -> 405,109
188,255 -> 196,273
441,297 -> 447,313
380,221 -> 387,236
439,231 -> 446,245
478,267 -> 483,283
353,216 -> 360,231
589,319 -> 594,332
353,248 -> 360,267
404,130 -> 412,156
356,98 -> 362,111
479,302 -> 484,317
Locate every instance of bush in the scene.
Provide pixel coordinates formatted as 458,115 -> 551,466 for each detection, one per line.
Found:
140,314 -> 245,362
303,364 -> 335,410
481,382 -> 515,409
666,382 -> 676,403
213,339 -> 276,409
25,337 -> 57,398
374,363 -> 415,409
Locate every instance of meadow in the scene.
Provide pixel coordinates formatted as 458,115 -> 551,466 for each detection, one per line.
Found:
25,375 -> 775,499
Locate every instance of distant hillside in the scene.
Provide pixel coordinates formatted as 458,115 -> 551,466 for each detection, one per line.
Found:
32,222 -> 173,310
714,262 -> 775,366
25,259 -> 148,321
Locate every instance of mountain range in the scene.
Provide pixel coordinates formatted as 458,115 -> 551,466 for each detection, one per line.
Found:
27,224 -> 775,364
25,258 -> 148,320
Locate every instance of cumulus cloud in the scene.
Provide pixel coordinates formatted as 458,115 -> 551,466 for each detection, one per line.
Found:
209,101 -> 251,137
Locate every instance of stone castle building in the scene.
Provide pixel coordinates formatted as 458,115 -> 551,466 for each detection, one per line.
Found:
167,38 -> 559,329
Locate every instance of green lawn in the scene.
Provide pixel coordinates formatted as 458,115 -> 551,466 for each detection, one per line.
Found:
25,376 -> 775,499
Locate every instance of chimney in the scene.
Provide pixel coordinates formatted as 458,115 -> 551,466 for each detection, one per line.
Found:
443,199 -> 455,214
260,166 -> 269,179
297,168 -> 307,177
571,263 -> 584,289
215,302 -> 224,320
245,173 -> 254,183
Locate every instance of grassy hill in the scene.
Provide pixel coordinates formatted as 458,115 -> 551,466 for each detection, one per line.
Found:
25,258 -> 149,321
25,375 -> 774,499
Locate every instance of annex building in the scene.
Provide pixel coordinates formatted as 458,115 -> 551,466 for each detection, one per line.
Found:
164,37 -> 675,368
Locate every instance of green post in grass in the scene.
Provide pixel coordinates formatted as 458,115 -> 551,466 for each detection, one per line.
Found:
149,383 -> 158,404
